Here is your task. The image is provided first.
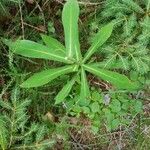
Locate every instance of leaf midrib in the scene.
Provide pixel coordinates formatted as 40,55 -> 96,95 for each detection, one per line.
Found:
16,47 -> 68,62
34,66 -> 75,81
84,65 -> 128,84
69,3 -> 73,58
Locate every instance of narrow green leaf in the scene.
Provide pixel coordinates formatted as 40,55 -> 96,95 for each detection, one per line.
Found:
83,64 -> 138,90
7,39 -> 71,64
55,76 -> 77,104
90,60 -> 129,70
41,34 -> 66,53
62,0 -> 81,60
83,23 -> 114,62
21,65 -> 77,88
80,68 -> 90,100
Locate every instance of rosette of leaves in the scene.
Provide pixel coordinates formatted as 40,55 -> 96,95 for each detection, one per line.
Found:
5,0 -> 138,104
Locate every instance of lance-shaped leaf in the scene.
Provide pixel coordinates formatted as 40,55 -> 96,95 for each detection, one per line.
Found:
21,65 -> 77,88
83,23 -> 114,63
79,68 -> 91,105
83,64 -> 138,90
41,34 -> 66,53
80,68 -> 90,100
8,40 -> 71,64
62,0 -> 81,60
55,75 -> 77,104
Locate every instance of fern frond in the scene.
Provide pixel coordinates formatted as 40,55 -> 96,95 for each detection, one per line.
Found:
123,14 -> 137,37
36,125 -> 48,143
131,58 -> 150,74
122,0 -> 144,13
138,16 -> 150,45
12,140 -> 55,150
0,99 -> 12,110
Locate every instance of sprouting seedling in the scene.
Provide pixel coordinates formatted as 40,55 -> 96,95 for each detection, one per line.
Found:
5,0 -> 138,105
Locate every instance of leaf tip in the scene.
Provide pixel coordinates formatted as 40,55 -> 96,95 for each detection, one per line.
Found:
54,98 -> 61,105
20,82 -> 31,88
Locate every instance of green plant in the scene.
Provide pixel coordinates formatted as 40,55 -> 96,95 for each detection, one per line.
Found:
65,89 -> 143,133
98,0 -> 150,74
4,0 -> 138,105
0,88 -> 55,150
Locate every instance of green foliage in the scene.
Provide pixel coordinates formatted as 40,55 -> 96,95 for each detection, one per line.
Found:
0,0 -> 148,149
62,0 -> 81,60
66,90 -> 143,132
41,34 -> 65,52
80,68 -> 90,105
99,0 -> 150,74
83,64 -> 138,90
55,75 -> 77,104
0,88 -> 55,150
83,22 -> 114,62
0,116 -> 8,150
20,65 -> 77,88
4,0 -> 138,105
5,39 -> 70,64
